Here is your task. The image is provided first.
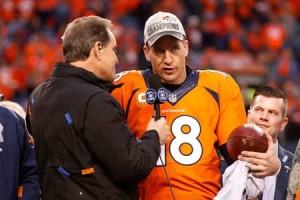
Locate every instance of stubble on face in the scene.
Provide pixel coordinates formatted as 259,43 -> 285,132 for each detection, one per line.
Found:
146,36 -> 188,84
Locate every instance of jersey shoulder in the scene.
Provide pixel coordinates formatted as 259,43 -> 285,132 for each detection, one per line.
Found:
198,69 -> 230,80
196,69 -> 237,86
114,70 -> 144,84
195,69 -> 241,100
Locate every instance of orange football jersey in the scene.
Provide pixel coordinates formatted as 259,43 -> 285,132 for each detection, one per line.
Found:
112,69 -> 247,200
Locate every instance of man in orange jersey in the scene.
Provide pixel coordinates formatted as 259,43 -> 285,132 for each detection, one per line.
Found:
112,11 -> 280,199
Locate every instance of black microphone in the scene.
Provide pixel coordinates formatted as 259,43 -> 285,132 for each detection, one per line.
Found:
145,74 -> 167,121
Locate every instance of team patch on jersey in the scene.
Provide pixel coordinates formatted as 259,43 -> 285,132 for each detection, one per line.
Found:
136,92 -> 148,107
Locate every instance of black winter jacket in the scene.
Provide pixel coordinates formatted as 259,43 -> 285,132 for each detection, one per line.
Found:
26,62 -> 160,200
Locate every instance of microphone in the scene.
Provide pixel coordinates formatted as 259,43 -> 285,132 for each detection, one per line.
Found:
145,74 -> 167,121
146,75 -> 175,199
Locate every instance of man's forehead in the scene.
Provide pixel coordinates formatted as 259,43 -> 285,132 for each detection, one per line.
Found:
253,96 -> 284,111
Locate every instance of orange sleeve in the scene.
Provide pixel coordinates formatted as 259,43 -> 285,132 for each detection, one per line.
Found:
296,186 -> 300,200
216,73 -> 247,145
112,71 -> 135,109
199,70 -> 247,146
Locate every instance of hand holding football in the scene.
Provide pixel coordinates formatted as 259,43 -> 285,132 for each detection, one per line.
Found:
226,123 -> 268,161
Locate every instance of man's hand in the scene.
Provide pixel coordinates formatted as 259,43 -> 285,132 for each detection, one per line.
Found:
238,132 -> 281,178
147,117 -> 170,145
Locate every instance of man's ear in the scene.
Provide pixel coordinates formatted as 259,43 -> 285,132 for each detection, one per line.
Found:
97,43 -> 102,51
143,45 -> 150,61
95,41 -> 103,51
280,117 -> 288,132
94,42 -> 103,59
184,40 -> 189,57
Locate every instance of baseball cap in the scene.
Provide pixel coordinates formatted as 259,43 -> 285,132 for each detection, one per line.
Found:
144,11 -> 186,46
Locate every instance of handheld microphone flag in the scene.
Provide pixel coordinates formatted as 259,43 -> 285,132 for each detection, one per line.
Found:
145,74 -> 168,121
145,89 -> 157,105
157,88 -> 168,103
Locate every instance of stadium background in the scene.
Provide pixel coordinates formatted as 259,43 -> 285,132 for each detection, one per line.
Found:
0,0 -> 299,152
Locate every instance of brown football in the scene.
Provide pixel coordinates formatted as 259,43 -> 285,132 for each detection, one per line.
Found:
226,123 -> 268,161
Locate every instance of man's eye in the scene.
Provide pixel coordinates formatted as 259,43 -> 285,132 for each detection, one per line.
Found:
155,49 -> 164,54
270,111 -> 278,116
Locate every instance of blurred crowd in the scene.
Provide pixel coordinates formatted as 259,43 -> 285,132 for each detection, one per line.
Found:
0,0 -> 300,151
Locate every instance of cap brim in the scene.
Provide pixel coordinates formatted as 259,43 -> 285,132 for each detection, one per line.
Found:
146,32 -> 185,46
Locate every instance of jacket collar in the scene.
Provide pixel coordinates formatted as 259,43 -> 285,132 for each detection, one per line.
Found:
52,62 -> 120,93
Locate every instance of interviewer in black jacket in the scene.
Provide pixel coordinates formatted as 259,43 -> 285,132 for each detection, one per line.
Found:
26,15 -> 170,200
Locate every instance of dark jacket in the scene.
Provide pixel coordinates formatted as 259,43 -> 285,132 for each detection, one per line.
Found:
26,62 -> 161,200
255,145 -> 294,200
0,106 -> 40,200
273,145 -> 294,200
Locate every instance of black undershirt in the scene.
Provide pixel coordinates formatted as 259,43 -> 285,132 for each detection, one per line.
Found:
161,66 -> 192,92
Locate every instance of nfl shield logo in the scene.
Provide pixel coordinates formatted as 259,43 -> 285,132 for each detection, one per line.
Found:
168,93 -> 177,103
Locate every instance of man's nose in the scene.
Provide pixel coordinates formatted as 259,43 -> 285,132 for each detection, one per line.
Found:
259,112 -> 269,121
163,51 -> 173,63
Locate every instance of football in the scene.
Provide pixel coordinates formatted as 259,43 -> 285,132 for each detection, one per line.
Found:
226,123 -> 268,161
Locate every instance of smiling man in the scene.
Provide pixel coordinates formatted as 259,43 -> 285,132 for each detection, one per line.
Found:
247,86 -> 294,200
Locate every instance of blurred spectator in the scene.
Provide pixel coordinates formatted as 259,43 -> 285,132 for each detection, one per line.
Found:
262,22 -> 286,51
287,139 -> 300,200
0,100 -> 26,119
0,98 -> 35,143
0,100 -> 40,199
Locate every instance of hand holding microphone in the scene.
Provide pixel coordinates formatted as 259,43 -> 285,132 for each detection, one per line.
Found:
146,117 -> 170,145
